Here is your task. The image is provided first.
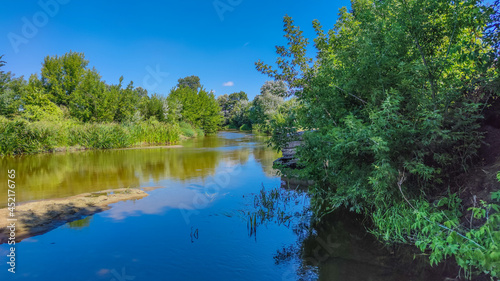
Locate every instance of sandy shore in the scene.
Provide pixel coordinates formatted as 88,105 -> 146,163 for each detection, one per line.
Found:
0,188 -> 148,244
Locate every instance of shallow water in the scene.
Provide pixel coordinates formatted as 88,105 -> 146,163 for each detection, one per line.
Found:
0,132 -> 442,280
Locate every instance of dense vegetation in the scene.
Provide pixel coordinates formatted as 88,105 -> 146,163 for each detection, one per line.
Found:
217,80 -> 291,134
0,52 -> 223,155
257,0 -> 500,279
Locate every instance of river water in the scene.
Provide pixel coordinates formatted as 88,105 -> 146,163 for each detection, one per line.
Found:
0,131 -> 444,280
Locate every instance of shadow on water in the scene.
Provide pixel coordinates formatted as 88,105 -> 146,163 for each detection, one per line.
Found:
248,183 -> 460,281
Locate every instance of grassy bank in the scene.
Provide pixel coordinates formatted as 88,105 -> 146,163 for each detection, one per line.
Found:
0,116 -> 204,156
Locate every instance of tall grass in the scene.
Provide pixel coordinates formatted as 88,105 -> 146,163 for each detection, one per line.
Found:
179,121 -> 204,138
0,117 -> 181,156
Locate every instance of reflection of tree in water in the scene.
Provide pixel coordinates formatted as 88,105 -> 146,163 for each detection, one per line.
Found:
250,187 -> 450,281
67,216 -> 92,230
0,132 -> 280,207
0,147 -> 224,206
225,148 -> 251,166
252,147 -> 281,177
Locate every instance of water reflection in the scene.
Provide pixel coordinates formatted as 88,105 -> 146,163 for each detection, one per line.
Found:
276,210 -> 448,281
66,216 -> 93,230
0,132 -> 280,207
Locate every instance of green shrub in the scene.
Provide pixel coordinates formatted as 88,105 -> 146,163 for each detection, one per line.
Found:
180,127 -> 195,138
0,117 -> 60,155
195,128 -> 205,137
128,119 -> 180,144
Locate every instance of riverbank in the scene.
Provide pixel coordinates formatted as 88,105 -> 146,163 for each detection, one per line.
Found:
0,188 -> 148,244
0,117 -> 205,156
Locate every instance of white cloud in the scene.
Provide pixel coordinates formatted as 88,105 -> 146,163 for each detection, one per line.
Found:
223,81 -> 234,87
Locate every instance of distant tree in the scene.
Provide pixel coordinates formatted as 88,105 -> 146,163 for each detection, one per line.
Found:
41,51 -> 88,106
228,91 -> 248,102
249,82 -> 284,126
0,74 -> 24,118
260,81 -> 287,97
114,78 -> 142,123
22,86 -> 63,121
145,93 -> 168,122
217,91 -> 249,126
167,85 -> 222,133
69,69 -> 118,122
229,99 -> 251,128
198,90 -> 223,134
217,94 -> 230,123
177,75 -> 201,92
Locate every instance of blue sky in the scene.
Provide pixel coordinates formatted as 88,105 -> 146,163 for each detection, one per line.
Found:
1,0 -> 351,99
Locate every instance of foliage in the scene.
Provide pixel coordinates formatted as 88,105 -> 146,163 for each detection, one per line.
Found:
217,91 -> 250,127
22,86 -> 63,121
167,86 -> 222,134
371,184 -> 500,279
41,51 -> 88,106
248,81 -> 285,134
0,117 -> 180,156
257,0 -> 499,278
0,53 -> 219,155
179,121 -> 196,138
239,124 -> 251,131
177,75 -> 201,92
0,72 -> 24,118
0,116 -> 60,155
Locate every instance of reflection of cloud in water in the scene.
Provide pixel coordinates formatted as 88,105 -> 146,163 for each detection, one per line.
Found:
103,187 -> 203,221
104,162 -> 241,221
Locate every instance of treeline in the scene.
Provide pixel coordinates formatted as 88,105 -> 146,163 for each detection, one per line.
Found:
0,52 -> 222,155
217,80 -> 295,134
259,0 -> 500,279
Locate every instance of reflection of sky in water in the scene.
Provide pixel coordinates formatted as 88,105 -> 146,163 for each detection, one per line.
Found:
0,132 -> 440,281
0,132 -> 281,207
0,132 -> 301,281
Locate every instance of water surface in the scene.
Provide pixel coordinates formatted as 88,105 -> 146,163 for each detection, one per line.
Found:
0,132 -> 442,280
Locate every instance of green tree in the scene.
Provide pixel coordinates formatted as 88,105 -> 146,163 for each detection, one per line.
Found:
167,84 -> 222,133
41,51 -> 88,106
177,75 -> 201,92
257,1 -> 498,277
249,81 -> 284,133
0,74 -> 24,118
217,91 -> 249,126
22,86 -> 63,121
69,69 -> 118,122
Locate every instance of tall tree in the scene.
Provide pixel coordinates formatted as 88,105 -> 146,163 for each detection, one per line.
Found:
257,1 -> 499,276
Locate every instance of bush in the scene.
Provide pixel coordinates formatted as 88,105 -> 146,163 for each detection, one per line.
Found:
179,121 -> 195,138
0,117 -> 59,155
195,128 -> 205,137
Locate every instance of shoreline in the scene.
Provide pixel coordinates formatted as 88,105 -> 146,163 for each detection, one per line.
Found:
0,188 -> 149,244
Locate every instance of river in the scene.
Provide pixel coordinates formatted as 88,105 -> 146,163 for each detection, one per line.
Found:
0,131 -> 445,280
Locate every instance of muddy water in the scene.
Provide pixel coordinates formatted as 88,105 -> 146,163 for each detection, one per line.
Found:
0,132 -> 442,280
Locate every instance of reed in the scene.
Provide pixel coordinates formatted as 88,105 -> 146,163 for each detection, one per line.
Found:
0,117 -> 181,156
